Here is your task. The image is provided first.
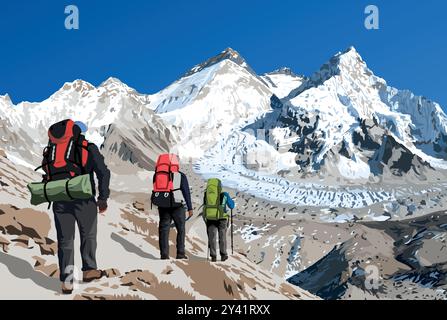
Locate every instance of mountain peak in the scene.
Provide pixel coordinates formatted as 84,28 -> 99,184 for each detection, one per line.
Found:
345,46 -> 358,54
182,47 -> 254,78
99,77 -> 138,95
222,47 -> 242,59
0,94 -> 12,105
336,46 -> 364,63
287,46 -> 372,100
311,46 -> 369,81
56,80 -> 95,96
210,47 -> 246,66
266,67 -> 299,77
100,77 -> 126,88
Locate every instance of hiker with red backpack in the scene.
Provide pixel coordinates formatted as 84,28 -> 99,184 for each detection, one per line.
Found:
29,119 -> 110,294
151,154 -> 193,260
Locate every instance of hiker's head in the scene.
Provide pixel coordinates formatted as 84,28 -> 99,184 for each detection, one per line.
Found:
74,121 -> 88,133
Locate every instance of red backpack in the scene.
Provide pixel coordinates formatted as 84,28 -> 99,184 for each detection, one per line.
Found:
37,119 -> 90,181
151,154 -> 184,208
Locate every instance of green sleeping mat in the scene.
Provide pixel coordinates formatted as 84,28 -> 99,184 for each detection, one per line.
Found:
27,174 -> 93,206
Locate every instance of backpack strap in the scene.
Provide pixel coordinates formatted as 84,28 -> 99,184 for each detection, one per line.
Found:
65,179 -> 74,200
155,170 -> 172,175
36,143 -> 54,180
81,140 -> 89,167
70,138 -> 90,174
43,181 -> 50,203
171,172 -> 182,191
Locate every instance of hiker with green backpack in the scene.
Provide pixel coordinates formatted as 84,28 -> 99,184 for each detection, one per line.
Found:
202,178 -> 235,262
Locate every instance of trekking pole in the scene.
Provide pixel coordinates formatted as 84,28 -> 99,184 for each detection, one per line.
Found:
231,209 -> 234,255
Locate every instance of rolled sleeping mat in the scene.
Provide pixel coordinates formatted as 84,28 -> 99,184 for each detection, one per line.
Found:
27,174 -> 93,206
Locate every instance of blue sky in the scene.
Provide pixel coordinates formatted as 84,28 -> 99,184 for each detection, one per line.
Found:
0,0 -> 446,108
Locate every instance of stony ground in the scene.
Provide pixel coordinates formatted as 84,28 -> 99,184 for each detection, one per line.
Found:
183,165 -> 447,300
0,153 -> 316,300
1,149 -> 446,300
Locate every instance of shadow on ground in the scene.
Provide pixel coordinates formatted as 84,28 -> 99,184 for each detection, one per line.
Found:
111,232 -> 158,260
0,251 -> 60,293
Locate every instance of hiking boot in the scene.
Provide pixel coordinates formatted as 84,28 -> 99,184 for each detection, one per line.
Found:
221,255 -> 229,262
176,254 -> 188,260
211,256 -> 217,262
161,255 -> 170,260
83,269 -> 104,283
61,282 -> 73,295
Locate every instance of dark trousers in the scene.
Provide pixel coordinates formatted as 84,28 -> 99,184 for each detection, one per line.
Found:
53,198 -> 98,282
206,219 -> 228,258
158,206 -> 186,257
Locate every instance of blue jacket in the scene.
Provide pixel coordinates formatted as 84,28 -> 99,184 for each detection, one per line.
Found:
222,192 -> 235,213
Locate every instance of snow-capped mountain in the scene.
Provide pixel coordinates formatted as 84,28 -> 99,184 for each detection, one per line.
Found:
10,77 -> 151,145
0,95 -> 41,164
286,47 -> 447,158
233,47 -> 447,182
101,107 -> 173,172
192,47 -> 447,211
261,68 -> 306,99
0,78 -> 172,169
2,46 -> 447,301
1,46 -> 446,187
0,48 -> 277,168
181,47 -> 258,79
148,48 -> 274,159
380,87 -> 447,159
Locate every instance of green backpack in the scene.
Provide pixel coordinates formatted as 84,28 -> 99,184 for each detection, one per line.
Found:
203,178 -> 228,221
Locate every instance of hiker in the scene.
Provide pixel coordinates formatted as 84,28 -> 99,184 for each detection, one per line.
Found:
40,119 -> 110,294
151,154 -> 193,260
203,179 -> 235,262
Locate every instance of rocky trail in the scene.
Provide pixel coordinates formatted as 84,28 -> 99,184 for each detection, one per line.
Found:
0,152 -> 316,300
